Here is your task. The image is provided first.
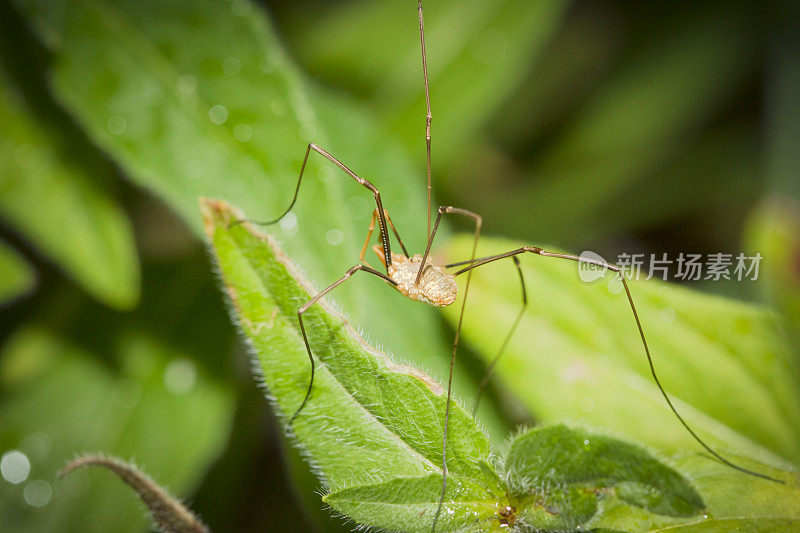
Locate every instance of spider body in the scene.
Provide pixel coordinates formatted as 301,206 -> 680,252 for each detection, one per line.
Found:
373,245 -> 457,307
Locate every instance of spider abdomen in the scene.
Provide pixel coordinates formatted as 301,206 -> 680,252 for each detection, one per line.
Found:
388,253 -> 457,307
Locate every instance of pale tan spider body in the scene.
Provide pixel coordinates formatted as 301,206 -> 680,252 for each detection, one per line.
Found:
372,245 -> 457,307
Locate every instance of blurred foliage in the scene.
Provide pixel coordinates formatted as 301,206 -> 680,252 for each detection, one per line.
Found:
744,200 -> 800,373
0,326 -> 234,532
0,239 -> 35,304
0,44 -> 139,310
0,0 -> 798,531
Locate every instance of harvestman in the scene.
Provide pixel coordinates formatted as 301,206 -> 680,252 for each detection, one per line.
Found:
247,1 -> 782,530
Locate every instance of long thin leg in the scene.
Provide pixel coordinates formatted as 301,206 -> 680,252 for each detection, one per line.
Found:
358,210 -> 380,266
291,264 -> 395,425
444,254 -> 513,269
452,246 -> 784,484
470,256 -> 527,416
359,209 -> 411,266
384,209 -> 410,258
417,206 -> 481,285
428,206 -> 482,533
249,142 -> 394,270
418,0 -> 433,243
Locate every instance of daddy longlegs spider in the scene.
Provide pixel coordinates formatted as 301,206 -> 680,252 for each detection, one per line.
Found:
246,1 -> 783,530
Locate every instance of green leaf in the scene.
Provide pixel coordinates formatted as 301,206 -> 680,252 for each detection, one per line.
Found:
0,239 -> 35,304
520,484 -> 600,532
592,453 -> 800,531
0,326 -> 235,533
0,60 -> 139,309
202,198 -> 503,531
25,0 -> 326,237
504,425 -> 704,528
443,235 -> 800,464
324,474 -> 496,533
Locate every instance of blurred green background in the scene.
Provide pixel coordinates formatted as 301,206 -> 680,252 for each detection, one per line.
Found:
0,0 -> 799,531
